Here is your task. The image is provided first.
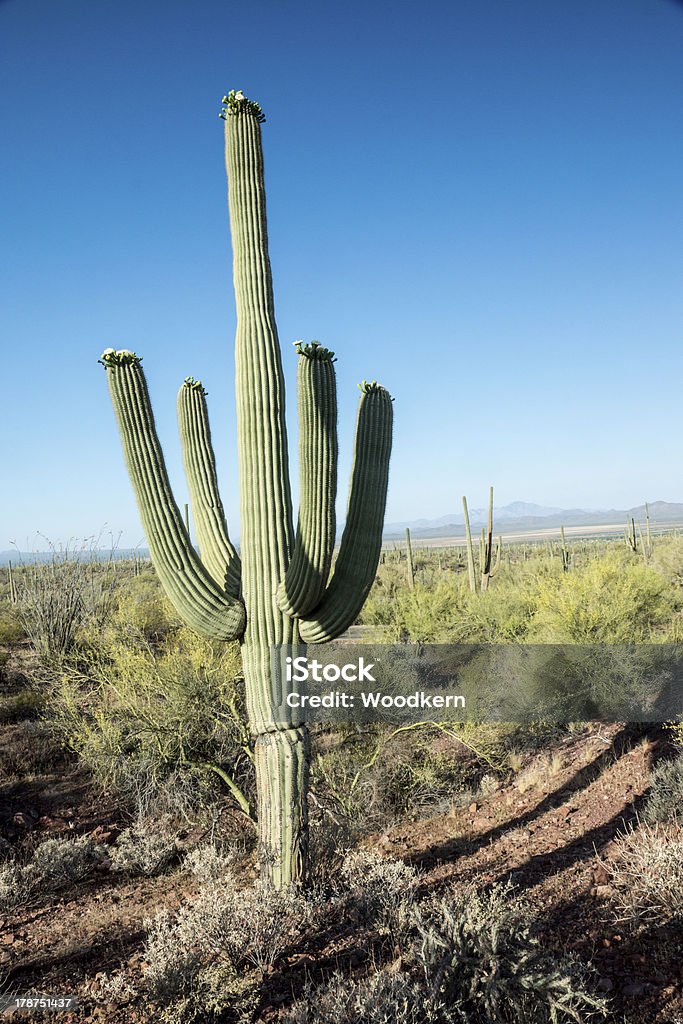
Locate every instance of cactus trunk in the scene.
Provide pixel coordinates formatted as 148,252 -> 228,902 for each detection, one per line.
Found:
224,96 -> 307,886
254,726 -> 309,889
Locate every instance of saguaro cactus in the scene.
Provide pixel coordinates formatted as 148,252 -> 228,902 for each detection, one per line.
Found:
625,517 -> 638,553
479,486 -> 500,592
560,525 -> 571,573
100,91 -> 393,888
462,495 -> 477,594
405,527 -> 415,590
462,488 -> 500,592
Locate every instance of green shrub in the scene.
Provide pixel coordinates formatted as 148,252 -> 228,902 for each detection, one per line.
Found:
363,540 -> 683,646
459,575 -> 540,642
110,814 -> 180,876
361,560 -> 545,643
283,873 -> 607,1024
605,822 -> 683,929
530,550 -> 672,642
143,875 -> 316,1003
340,849 -> 417,944
0,835 -> 105,912
0,689 -> 43,724
664,720 -> 683,749
312,725 -> 492,829
411,882 -> 607,1023
18,554 -> 116,664
283,971 -> 433,1024
48,627 -> 252,815
644,756 -> 683,825
0,602 -> 25,645
650,536 -> 683,589
361,578 -> 470,642
112,569 -> 177,638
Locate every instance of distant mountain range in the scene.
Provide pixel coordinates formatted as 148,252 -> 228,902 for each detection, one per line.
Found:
383,500 -> 683,540
3,502 -> 683,565
0,548 -> 149,567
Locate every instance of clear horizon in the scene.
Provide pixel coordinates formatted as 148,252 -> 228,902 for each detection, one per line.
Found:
2,0 -> 682,548
4,496 -> 683,556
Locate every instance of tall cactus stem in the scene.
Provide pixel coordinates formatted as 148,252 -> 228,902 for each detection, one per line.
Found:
625,517 -> 638,552
637,521 -> 647,563
224,93 -> 305,884
480,485 -> 494,592
494,534 -> 502,574
560,525 -> 571,572
225,95 -> 296,644
462,495 -> 477,593
645,501 -> 653,559
405,527 -> 415,590
7,561 -> 17,605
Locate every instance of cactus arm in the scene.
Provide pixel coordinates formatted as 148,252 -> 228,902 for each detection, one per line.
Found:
101,352 -> 246,642
276,342 -> 338,617
299,382 -> 393,643
177,378 -> 242,597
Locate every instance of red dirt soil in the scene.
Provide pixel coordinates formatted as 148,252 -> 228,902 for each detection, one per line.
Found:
1,647 -> 681,1023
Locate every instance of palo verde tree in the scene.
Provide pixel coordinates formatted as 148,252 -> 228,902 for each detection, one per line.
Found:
99,91 -> 394,888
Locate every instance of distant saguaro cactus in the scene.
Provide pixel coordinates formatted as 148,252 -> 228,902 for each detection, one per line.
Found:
643,501 -> 653,561
7,560 -> 17,605
560,526 -> 571,573
462,487 -> 500,592
479,486 -> 500,592
625,517 -> 638,553
405,527 -> 415,590
462,495 -> 477,593
100,91 -> 394,888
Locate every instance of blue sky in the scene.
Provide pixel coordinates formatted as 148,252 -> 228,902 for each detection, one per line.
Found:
1,0 -> 682,549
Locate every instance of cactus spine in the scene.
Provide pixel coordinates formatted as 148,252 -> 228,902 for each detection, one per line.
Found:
100,92 -> 393,888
